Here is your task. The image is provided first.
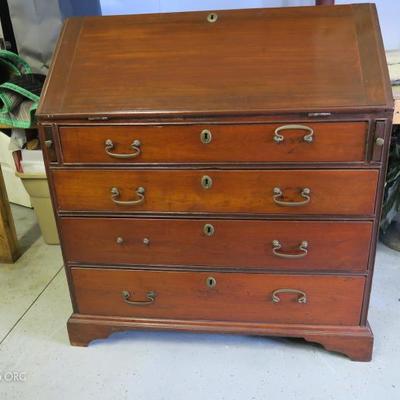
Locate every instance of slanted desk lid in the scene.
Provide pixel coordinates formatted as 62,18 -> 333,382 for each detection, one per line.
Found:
37,4 -> 393,120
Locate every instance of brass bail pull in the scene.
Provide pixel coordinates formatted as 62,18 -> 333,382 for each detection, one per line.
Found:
272,240 -> 309,259
121,290 -> 156,305
273,187 -> 311,207
272,289 -> 307,304
111,186 -> 145,205
273,124 -> 314,144
105,139 -> 141,159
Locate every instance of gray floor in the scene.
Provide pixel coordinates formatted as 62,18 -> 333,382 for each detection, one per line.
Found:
0,205 -> 399,400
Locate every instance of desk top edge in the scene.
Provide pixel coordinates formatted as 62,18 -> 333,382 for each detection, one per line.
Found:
37,4 -> 393,119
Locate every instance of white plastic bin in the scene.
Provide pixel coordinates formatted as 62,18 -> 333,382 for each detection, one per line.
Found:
15,172 -> 59,245
0,131 -> 31,207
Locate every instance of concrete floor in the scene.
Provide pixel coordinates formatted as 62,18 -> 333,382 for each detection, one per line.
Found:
0,205 -> 399,400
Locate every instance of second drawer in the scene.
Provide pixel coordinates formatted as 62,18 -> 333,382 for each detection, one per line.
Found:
61,218 -> 372,271
52,169 -> 378,215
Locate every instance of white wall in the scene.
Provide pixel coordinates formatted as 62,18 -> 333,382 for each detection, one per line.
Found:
100,0 -> 400,50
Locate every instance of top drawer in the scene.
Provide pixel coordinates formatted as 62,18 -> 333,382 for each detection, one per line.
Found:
59,122 -> 367,164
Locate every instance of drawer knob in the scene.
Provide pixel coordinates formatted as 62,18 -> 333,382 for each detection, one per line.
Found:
143,237 -> 150,245
273,187 -> 311,207
273,124 -> 314,144
116,236 -> 124,244
375,137 -> 384,147
105,139 -> 141,159
201,175 -> 213,189
272,240 -> 308,258
272,289 -> 307,304
121,290 -> 156,305
206,276 -> 217,288
111,186 -> 145,206
203,223 -> 215,236
200,129 -> 212,144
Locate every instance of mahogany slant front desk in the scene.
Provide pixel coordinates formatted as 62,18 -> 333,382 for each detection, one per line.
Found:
37,5 -> 393,361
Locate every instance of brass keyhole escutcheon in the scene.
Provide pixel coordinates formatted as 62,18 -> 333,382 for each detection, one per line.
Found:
206,276 -> 217,288
203,223 -> 215,236
200,129 -> 212,144
207,13 -> 218,23
201,175 -> 213,189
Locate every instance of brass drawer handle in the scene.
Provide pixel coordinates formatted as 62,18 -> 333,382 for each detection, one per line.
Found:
273,124 -> 314,144
272,289 -> 307,304
272,240 -> 308,259
105,139 -> 141,159
273,187 -> 311,207
111,186 -> 145,205
121,290 -> 156,305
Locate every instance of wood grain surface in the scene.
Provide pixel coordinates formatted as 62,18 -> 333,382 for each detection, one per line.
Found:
61,218 -> 372,271
67,314 -> 374,361
71,267 -> 365,325
52,169 -> 378,215
37,4 -> 392,119
37,4 -> 393,360
59,122 -> 367,163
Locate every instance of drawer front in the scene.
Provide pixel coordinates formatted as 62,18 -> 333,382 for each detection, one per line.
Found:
61,218 -> 372,272
53,169 -> 378,215
71,267 -> 365,325
59,122 -> 367,164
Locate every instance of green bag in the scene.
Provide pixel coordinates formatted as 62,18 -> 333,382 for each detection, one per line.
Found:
0,50 -> 45,128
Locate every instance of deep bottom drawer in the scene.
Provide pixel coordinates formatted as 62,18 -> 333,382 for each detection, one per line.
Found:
71,268 -> 365,326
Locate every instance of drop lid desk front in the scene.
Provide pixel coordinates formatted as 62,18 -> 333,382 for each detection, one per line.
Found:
37,4 -> 393,361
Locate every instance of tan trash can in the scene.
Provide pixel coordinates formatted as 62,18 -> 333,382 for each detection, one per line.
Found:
15,172 -> 59,245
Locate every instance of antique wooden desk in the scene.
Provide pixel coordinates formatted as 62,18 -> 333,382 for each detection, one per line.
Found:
37,4 -> 393,361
